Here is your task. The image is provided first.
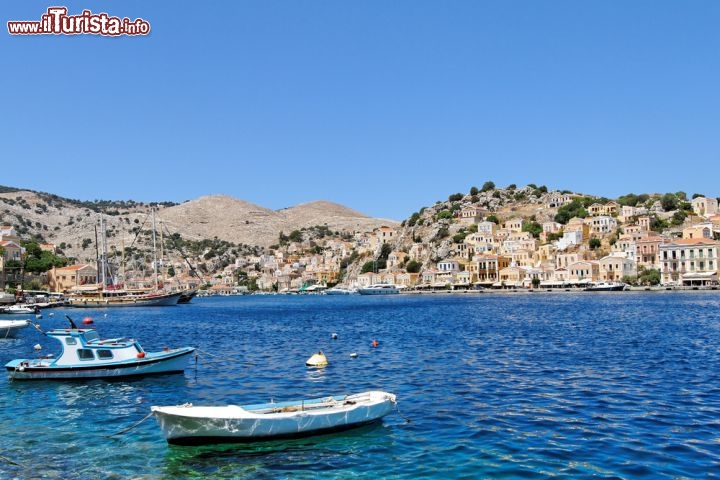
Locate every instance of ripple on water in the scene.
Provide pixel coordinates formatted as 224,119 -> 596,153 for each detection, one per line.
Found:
1,293 -> 720,478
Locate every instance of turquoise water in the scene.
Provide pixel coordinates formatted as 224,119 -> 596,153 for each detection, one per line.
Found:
1,292 -> 720,479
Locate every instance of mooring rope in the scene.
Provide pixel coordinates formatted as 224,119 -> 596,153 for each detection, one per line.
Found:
395,404 -> 411,424
0,453 -> 27,468
104,411 -> 154,438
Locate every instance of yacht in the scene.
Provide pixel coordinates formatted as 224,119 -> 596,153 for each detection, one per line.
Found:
357,283 -> 400,295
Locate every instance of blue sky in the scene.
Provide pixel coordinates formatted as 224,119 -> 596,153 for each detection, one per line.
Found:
2,1 -> 719,221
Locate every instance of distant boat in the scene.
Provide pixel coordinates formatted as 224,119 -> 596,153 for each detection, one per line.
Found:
66,289 -> 184,308
584,281 -> 627,292
0,292 -> 16,305
5,316 -> 195,380
177,289 -> 198,304
65,211 -> 182,308
357,284 -> 400,295
151,390 -> 397,446
0,320 -> 31,338
325,286 -> 356,295
0,304 -> 39,314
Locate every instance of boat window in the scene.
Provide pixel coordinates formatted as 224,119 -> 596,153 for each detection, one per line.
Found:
97,349 -> 113,360
84,331 -> 100,342
77,349 -> 95,361
65,338 -> 77,345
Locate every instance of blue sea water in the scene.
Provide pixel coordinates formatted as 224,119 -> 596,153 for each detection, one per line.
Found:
1,292 -> 720,479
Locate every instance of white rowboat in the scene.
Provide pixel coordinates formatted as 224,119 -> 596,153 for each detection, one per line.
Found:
151,390 -> 397,445
0,320 -> 31,338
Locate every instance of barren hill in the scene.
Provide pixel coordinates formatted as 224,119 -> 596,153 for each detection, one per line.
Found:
0,191 -> 398,255
160,196 -> 397,247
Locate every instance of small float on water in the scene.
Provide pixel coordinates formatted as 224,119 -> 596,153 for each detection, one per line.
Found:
151,390 -> 397,445
5,315 -> 195,380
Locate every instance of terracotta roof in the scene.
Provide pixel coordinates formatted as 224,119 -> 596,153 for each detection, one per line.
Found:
668,238 -> 717,246
54,264 -> 94,272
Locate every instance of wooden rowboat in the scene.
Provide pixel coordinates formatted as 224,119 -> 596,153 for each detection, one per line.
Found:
151,390 -> 397,445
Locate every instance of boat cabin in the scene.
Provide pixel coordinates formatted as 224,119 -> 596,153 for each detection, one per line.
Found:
44,328 -> 145,366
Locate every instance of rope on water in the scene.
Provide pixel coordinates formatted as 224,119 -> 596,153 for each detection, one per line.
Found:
395,404 -> 411,424
104,411 -> 154,438
194,349 -> 255,366
0,453 -> 27,468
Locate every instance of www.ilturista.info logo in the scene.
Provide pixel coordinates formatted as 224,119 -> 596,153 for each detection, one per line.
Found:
8,7 -> 150,36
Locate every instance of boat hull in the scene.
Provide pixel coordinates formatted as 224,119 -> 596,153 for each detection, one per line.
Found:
66,291 -> 184,308
152,391 -> 396,445
6,347 -> 195,380
585,282 -> 626,292
0,320 -> 31,338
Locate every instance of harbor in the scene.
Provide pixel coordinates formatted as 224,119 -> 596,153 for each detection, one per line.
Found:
1,292 -> 719,478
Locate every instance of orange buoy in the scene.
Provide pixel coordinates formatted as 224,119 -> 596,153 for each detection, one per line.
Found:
372,339 -> 378,348
82,317 -> 94,325
137,352 -> 146,358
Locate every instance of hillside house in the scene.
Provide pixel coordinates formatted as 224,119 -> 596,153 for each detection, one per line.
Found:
659,238 -> 719,285
598,254 -> 636,281
691,196 -> 719,217
48,264 -> 98,293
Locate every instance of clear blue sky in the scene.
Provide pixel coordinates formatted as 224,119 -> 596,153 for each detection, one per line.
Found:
2,1 -> 719,221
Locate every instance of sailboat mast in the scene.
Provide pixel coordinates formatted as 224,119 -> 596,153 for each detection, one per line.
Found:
152,208 -> 159,290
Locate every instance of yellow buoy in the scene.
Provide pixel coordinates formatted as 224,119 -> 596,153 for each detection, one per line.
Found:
306,351 -> 328,367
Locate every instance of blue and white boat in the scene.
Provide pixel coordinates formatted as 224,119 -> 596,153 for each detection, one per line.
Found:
5,316 -> 195,380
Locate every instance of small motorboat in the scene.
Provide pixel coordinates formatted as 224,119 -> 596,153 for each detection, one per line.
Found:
0,320 -> 31,338
1,304 -> 39,314
151,390 -> 397,445
584,281 -> 627,292
5,316 -> 195,380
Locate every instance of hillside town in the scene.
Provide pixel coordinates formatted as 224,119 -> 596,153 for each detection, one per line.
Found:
1,186 -> 720,295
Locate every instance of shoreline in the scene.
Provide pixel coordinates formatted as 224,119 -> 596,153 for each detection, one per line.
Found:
397,285 -> 720,295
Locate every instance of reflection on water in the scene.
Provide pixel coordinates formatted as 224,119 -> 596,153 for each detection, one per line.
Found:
161,422 -> 392,478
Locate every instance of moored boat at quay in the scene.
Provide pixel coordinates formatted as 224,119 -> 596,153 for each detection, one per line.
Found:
584,281 -> 627,292
66,287 -> 184,307
357,283 -> 400,295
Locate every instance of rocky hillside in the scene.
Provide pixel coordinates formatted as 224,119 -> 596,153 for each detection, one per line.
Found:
0,189 -> 397,264
159,196 -> 396,247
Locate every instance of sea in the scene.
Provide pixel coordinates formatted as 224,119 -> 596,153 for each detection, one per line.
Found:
1,291 -> 719,479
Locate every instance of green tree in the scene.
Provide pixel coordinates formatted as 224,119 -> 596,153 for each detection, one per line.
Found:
589,237 -> 601,250
407,212 -> 421,227
661,193 -> 678,211
555,199 -> 588,224
448,193 -> 463,202
436,210 -> 453,220
469,186 -> 479,196
637,267 -> 661,286
481,181 -> 495,192
671,210 -> 687,226
405,260 -> 422,273
522,221 -> 543,239
618,193 -> 639,207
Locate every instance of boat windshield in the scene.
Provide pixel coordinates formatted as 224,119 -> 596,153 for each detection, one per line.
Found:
83,330 -> 100,342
